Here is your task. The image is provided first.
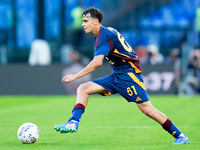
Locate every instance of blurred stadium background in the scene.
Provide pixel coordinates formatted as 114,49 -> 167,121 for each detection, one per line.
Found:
0,0 -> 200,95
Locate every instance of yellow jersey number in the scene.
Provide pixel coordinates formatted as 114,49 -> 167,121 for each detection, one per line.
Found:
117,32 -> 132,53
127,85 -> 137,96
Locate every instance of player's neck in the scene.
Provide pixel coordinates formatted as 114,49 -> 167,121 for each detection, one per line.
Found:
92,24 -> 102,37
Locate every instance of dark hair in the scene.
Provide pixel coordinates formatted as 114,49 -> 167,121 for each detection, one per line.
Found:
82,7 -> 103,23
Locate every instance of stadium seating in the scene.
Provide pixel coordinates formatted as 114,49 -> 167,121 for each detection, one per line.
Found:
0,0 -> 200,63
118,0 -> 200,51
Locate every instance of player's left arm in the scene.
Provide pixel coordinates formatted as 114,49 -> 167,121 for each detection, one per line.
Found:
62,55 -> 105,83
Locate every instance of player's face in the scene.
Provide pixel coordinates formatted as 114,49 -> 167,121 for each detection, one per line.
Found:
82,13 -> 98,35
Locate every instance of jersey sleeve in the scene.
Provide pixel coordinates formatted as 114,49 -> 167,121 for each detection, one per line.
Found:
94,42 -> 110,56
94,31 -> 111,57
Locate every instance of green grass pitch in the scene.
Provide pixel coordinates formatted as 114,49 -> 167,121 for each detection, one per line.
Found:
0,95 -> 199,150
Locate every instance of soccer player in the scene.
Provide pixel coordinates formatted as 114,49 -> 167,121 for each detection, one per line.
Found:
54,7 -> 190,145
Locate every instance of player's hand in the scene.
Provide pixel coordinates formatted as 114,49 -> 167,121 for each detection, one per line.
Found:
62,74 -> 78,83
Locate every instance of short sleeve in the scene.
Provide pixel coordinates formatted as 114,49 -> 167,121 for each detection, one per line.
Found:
94,40 -> 110,56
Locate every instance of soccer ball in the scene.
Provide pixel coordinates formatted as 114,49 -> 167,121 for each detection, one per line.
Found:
17,122 -> 40,144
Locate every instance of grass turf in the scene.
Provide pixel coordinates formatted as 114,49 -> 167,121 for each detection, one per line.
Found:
0,95 -> 199,150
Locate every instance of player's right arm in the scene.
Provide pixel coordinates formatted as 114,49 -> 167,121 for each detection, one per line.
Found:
62,55 -> 105,83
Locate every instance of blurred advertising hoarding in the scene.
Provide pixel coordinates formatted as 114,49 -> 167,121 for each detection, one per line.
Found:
0,64 -> 175,95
